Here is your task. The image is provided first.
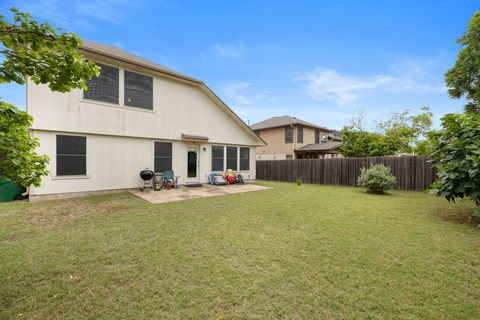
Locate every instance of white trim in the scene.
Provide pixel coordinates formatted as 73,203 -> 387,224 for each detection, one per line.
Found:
80,99 -> 155,113
52,175 -> 91,180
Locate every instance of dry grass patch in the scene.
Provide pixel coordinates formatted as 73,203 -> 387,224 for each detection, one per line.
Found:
26,196 -> 134,227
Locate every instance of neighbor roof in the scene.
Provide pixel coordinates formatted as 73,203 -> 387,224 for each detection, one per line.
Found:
78,41 -> 265,146
250,115 -> 332,132
295,141 -> 343,152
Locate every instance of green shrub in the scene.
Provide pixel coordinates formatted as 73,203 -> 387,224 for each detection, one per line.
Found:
296,177 -> 303,186
357,164 -> 396,194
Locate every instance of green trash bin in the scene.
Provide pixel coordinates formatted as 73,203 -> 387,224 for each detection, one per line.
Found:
0,177 -> 24,202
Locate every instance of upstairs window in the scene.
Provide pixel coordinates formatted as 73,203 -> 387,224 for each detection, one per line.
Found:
154,142 -> 172,172
226,146 -> 238,170
84,63 -> 119,104
315,129 -> 320,144
297,126 -> 303,143
240,147 -> 250,171
212,146 -> 224,171
56,135 -> 86,176
125,71 -> 153,110
285,127 -> 293,143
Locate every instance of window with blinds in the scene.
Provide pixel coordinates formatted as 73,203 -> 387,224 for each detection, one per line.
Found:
154,142 -> 172,172
125,71 -> 153,109
240,147 -> 250,171
297,125 -> 303,143
212,146 -> 224,171
226,146 -> 238,170
285,127 -> 293,143
83,63 -> 119,104
56,135 -> 87,176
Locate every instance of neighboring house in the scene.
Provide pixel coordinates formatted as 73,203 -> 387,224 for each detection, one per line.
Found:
27,41 -> 264,200
250,116 -> 343,160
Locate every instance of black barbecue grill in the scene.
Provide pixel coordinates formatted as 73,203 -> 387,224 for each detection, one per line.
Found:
139,169 -> 154,191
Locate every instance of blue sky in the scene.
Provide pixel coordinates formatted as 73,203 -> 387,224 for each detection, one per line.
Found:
0,0 -> 477,129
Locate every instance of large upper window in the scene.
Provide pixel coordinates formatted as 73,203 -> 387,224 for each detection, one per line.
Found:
154,142 -> 172,172
226,146 -> 238,171
285,127 -> 293,143
240,147 -> 250,171
56,135 -> 86,176
125,71 -> 153,110
212,146 -> 224,171
83,63 -> 119,104
297,125 -> 304,143
315,129 -> 320,144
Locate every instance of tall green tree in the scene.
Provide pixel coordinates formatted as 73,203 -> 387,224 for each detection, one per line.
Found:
445,12 -> 480,109
430,11 -> 480,217
0,8 -> 99,187
340,107 -> 432,157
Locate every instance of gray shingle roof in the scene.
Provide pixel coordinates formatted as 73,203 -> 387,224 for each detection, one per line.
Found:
250,115 -> 332,131
295,141 -> 343,152
80,41 -> 202,84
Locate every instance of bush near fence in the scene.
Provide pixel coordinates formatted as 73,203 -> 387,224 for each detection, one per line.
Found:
256,156 -> 436,191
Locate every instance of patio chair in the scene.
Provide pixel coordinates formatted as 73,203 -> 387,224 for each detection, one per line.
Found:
163,170 -> 175,188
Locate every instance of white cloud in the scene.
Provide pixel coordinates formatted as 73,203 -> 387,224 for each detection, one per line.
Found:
296,57 -> 446,105
73,0 -> 137,25
220,81 -> 275,105
17,0 -> 140,29
210,43 -> 244,59
299,69 -> 394,104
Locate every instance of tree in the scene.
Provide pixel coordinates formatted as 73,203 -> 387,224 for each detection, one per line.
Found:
0,8 -> 98,91
445,12 -> 480,106
429,111 -> 480,207
340,107 -> 433,157
348,108 -> 367,131
430,11 -> 480,217
0,8 -> 99,186
375,107 -> 433,154
0,102 -> 48,187
340,128 -> 385,157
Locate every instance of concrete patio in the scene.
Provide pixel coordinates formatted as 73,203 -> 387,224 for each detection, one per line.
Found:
130,183 -> 272,204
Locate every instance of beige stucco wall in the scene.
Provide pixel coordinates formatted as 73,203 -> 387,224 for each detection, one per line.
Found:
28,55 -> 258,196
30,131 -> 256,196
256,125 -> 331,159
27,56 -> 259,147
256,127 -> 295,158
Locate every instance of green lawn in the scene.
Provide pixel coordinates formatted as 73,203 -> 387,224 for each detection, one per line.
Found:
1,182 -> 479,319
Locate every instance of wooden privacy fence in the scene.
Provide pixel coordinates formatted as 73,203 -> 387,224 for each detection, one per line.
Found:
256,156 -> 436,191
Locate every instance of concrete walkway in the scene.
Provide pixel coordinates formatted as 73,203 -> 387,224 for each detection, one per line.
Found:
130,183 -> 272,204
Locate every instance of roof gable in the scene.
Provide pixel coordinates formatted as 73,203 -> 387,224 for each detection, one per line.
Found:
79,41 -> 264,146
250,115 -> 332,132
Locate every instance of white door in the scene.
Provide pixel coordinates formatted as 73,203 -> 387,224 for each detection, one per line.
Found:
186,145 -> 199,183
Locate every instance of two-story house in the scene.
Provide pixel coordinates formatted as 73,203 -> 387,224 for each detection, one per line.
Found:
27,41 -> 264,201
251,116 -> 342,160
